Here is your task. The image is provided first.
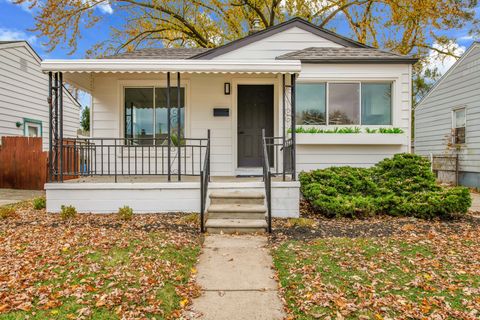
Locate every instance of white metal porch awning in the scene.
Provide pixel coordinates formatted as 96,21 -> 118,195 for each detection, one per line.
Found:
41,59 -> 301,73
41,59 -> 301,92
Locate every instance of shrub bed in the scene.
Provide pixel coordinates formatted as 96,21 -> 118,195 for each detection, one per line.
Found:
300,154 -> 471,219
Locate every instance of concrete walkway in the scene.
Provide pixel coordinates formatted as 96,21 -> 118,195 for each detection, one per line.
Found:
470,192 -> 480,215
470,192 -> 480,213
185,235 -> 285,320
0,189 -> 44,207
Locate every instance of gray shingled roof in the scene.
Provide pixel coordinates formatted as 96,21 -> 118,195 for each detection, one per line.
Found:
276,47 -> 417,64
103,48 -> 210,59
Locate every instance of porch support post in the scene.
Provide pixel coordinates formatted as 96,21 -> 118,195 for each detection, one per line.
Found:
48,72 -> 53,182
167,72 -> 171,181
177,72 -> 181,181
282,74 -> 286,181
290,73 -> 296,180
59,72 -> 64,182
54,72 -> 59,182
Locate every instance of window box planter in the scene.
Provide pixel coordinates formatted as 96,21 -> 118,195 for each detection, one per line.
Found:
295,133 -> 407,145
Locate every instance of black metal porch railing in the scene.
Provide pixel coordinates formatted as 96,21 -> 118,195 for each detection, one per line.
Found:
199,130 -> 211,233
263,136 -> 295,181
261,129 -> 273,233
262,129 -> 296,233
53,133 -> 210,182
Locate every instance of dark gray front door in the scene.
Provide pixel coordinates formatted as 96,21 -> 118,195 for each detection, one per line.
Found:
237,85 -> 274,167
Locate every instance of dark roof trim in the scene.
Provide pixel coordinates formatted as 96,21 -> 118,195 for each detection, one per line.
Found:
191,17 -> 369,60
0,40 -> 24,44
296,58 -> 419,64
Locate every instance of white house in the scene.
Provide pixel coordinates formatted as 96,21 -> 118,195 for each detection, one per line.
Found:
0,41 -> 80,150
415,41 -> 480,188
40,18 -> 416,232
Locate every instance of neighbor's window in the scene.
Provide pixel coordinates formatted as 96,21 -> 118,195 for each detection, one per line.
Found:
453,108 -> 466,144
296,83 -> 326,125
295,82 -> 392,126
361,83 -> 392,125
124,87 -> 185,144
24,119 -> 42,137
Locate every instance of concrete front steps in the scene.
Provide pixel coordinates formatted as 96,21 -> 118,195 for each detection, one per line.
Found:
205,191 -> 268,234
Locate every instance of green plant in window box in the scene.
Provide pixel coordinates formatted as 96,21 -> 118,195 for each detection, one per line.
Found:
377,127 -> 404,134
293,126 -> 404,134
336,127 -> 361,133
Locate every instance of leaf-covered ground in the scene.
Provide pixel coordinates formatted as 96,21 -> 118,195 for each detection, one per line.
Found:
271,211 -> 480,319
0,202 -> 201,319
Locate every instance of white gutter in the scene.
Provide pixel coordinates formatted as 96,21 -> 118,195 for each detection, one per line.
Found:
41,59 -> 301,74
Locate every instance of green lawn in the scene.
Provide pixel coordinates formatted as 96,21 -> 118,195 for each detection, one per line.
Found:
273,222 -> 480,319
0,202 -> 201,319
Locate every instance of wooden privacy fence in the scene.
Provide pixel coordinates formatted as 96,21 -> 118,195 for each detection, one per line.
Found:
0,136 -> 48,190
429,154 -> 459,186
0,136 -> 78,190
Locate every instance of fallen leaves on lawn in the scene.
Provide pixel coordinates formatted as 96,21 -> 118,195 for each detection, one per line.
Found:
271,214 -> 480,319
0,206 -> 202,319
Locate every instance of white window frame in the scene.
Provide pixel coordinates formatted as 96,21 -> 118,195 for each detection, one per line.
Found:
452,107 -> 466,145
296,81 -> 394,127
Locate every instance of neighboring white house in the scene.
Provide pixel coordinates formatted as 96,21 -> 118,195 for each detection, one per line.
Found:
40,18 -> 416,227
415,42 -> 480,188
0,41 -> 80,150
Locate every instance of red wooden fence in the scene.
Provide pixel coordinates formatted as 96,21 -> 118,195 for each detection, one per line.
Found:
0,137 -> 48,190
0,136 -> 78,190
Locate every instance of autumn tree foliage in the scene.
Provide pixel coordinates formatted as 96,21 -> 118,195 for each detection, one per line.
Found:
16,0 -> 479,99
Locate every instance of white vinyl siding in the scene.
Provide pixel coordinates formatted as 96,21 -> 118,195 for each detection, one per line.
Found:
0,43 -> 80,150
213,26 -> 344,60
415,44 -> 480,174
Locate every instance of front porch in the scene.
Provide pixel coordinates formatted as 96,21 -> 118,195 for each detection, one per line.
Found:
42,60 -> 302,225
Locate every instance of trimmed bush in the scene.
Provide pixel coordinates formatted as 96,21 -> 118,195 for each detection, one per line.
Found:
300,153 -> 472,219
60,205 -> 77,220
372,154 -> 439,195
117,205 -> 133,221
33,196 -> 46,210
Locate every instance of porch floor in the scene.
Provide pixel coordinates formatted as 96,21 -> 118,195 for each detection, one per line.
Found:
63,175 -> 293,183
